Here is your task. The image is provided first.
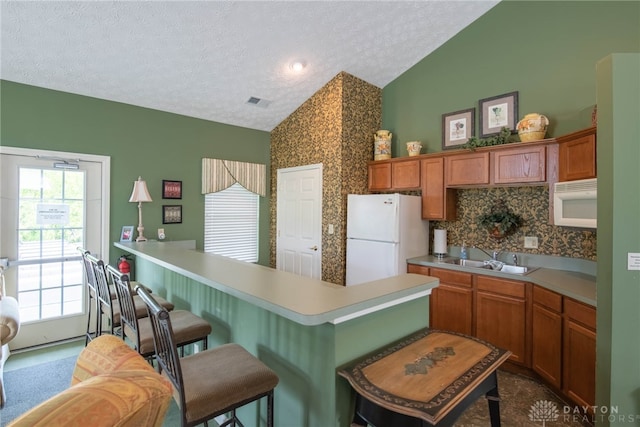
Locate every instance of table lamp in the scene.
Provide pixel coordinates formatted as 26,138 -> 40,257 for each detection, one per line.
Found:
129,176 -> 152,242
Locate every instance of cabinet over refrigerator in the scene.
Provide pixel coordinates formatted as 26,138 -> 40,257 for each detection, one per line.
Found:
346,194 -> 429,285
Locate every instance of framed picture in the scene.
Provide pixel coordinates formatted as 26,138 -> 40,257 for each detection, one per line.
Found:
442,108 -> 475,149
162,180 -> 182,199
162,205 -> 182,224
120,225 -> 134,242
479,91 -> 519,137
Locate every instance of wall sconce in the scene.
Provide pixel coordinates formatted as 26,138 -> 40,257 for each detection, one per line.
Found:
129,176 -> 152,242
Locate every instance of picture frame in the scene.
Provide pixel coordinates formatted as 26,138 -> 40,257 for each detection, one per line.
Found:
120,225 -> 134,242
478,91 -> 519,137
162,205 -> 182,224
162,180 -> 182,199
442,108 -> 475,149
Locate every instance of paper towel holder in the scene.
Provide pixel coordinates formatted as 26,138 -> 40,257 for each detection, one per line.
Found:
433,229 -> 448,258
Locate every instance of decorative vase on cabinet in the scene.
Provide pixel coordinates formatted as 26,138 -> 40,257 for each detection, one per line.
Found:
517,113 -> 549,142
374,130 -> 392,160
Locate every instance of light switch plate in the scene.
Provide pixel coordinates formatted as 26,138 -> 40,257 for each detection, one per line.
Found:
524,236 -> 538,249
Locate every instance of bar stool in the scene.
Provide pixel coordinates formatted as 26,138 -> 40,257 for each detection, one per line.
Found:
86,254 -> 174,337
136,285 -> 279,427
78,247 -> 99,345
107,265 -> 212,360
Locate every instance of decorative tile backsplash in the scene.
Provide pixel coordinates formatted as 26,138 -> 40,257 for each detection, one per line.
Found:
432,186 -> 597,261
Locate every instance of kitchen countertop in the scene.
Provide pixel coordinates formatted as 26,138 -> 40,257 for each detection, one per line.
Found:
115,241 -> 439,326
407,255 -> 596,307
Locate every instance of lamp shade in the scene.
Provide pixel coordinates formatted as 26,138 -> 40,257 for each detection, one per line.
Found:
129,177 -> 153,203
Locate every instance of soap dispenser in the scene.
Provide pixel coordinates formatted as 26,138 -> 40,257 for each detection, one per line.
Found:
460,242 -> 468,260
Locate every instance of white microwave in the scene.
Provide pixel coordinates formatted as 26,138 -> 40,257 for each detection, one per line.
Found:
553,178 -> 597,228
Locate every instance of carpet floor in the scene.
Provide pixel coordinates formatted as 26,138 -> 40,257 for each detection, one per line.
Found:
1,356 -> 76,426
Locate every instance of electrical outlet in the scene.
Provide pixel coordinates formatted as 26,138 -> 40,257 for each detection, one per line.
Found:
524,236 -> 538,249
157,228 -> 165,240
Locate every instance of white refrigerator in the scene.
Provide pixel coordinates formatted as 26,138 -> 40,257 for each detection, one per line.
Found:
346,193 -> 429,286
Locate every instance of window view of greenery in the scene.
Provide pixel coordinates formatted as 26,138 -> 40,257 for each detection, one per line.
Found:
17,167 -> 85,321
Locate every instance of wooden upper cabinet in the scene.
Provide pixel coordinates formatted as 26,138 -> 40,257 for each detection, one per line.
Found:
445,152 -> 490,186
558,126 -> 597,182
368,159 -> 420,191
492,145 -> 546,184
421,157 -> 457,220
391,158 -> 421,189
368,162 -> 392,191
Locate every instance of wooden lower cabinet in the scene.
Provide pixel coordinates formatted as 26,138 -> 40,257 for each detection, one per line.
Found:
427,268 -> 473,335
475,276 -> 529,366
532,286 -> 563,388
408,264 -> 596,409
563,298 -> 596,410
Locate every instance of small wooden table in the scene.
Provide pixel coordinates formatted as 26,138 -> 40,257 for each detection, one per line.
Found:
338,329 -> 511,426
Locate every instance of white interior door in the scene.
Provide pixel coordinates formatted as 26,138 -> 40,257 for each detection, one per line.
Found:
276,164 -> 322,279
0,147 -> 110,349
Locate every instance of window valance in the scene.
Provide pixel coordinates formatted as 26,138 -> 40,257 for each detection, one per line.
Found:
201,158 -> 266,197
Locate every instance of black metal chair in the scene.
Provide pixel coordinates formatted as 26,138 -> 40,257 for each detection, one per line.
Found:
86,254 -> 174,337
107,265 -> 212,360
136,285 -> 279,427
78,247 -> 99,345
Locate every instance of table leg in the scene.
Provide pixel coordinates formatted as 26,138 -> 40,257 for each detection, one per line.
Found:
486,373 -> 501,427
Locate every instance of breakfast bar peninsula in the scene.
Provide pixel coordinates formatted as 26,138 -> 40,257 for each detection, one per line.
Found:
114,241 -> 438,427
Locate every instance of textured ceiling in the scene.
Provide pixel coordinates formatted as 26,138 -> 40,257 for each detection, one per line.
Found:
1,1 -> 499,132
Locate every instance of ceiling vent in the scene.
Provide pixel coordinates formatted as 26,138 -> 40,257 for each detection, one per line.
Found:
246,97 -> 271,108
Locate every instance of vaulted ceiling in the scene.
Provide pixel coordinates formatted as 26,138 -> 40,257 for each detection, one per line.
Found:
1,1 -> 499,132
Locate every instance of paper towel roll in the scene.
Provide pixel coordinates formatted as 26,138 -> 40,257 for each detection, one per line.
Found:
433,229 -> 448,255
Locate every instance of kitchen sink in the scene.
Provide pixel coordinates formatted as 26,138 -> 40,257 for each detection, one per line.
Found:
441,258 -> 537,275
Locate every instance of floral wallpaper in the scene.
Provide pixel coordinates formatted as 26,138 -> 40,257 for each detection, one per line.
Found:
432,186 -> 597,260
270,72 -> 382,284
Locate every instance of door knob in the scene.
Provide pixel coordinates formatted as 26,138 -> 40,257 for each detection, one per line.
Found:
309,246 -> 318,251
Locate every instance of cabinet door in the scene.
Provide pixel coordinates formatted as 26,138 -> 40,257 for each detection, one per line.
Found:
428,268 -> 473,335
563,298 -> 596,410
492,145 -> 546,184
368,162 -> 392,191
445,152 -> 490,186
421,157 -> 457,220
391,159 -> 421,189
532,286 -> 563,388
558,127 -> 596,181
476,276 -> 528,366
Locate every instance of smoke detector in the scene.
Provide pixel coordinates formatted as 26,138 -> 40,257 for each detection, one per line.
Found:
246,96 -> 271,108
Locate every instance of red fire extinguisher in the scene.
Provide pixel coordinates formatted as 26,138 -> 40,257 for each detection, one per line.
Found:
118,255 -> 131,279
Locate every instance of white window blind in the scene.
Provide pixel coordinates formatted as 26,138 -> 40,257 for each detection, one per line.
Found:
204,183 -> 259,262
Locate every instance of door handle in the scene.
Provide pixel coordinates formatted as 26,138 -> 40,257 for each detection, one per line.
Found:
309,246 -> 318,251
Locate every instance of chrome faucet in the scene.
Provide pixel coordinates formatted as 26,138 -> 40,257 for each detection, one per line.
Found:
513,254 -> 519,266
472,246 -> 501,261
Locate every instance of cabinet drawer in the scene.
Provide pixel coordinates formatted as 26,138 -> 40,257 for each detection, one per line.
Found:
564,298 -> 596,330
428,268 -> 473,288
407,264 -> 429,276
476,275 -> 525,298
533,286 -> 562,312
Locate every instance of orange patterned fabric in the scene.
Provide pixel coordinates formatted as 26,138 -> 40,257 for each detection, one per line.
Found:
8,335 -> 172,427
71,334 -> 153,385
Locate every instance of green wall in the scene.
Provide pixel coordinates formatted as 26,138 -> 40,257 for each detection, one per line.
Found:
595,54 -> 640,425
0,81 -> 271,264
382,1 -> 640,423
382,1 -> 640,154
